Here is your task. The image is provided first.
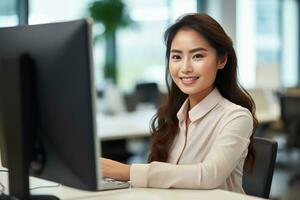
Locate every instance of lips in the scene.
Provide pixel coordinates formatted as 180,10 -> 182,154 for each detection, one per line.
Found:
180,76 -> 199,85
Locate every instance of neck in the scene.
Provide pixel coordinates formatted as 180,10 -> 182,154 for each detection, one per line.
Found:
188,86 -> 214,109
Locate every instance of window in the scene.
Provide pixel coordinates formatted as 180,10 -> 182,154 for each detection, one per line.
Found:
29,0 -> 91,24
206,0 -> 299,89
0,0 -> 18,27
255,0 -> 281,88
282,0 -> 299,87
236,0 -> 299,89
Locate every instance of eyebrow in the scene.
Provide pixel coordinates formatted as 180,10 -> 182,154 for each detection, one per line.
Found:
170,47 -> 208,54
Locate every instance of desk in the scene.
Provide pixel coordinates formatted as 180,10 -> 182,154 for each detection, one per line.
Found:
255,99 -> 280,124
97,109 -> 155,141
247,88 -> 280,124
254,94 -> 280,137
0,170 -> 266,200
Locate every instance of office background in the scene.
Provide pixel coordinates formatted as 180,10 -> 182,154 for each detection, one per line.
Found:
1,0 -> 298,91
1,0 -> 300,200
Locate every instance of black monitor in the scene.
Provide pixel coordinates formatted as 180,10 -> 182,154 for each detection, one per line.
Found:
0,19 -> 106,200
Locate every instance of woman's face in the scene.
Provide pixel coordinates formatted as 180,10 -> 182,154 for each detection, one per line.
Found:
169,28 -> 226,106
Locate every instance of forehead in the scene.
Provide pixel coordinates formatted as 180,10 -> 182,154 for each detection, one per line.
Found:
171,28 -> 212,50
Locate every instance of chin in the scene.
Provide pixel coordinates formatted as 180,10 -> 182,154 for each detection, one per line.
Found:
179,87 -> 200,95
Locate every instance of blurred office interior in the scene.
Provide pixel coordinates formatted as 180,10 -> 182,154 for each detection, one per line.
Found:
1,0 -> 300,199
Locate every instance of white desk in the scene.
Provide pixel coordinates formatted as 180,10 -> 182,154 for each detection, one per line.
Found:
97,109 -> 155,141
248,88 -> 280,124
256,106 -> 280,124
0,170 -> 266,200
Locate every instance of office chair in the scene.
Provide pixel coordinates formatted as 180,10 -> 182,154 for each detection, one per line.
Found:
134,82 -> 162,108
279,92 -> 300,186
123,93 -> 139,112
279,94 -> 300,148
243,137 -> 278,199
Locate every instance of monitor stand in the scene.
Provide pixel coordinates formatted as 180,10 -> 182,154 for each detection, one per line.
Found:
0,193 -> 58,200
0,54 -> 59,200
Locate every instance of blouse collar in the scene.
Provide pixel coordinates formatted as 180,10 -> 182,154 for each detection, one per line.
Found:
177,88 -> 223,123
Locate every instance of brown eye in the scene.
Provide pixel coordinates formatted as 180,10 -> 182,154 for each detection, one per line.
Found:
193,54 -> 204,60
171,55 -> 181,60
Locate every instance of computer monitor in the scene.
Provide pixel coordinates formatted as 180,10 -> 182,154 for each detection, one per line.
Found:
0,19 -> 128,200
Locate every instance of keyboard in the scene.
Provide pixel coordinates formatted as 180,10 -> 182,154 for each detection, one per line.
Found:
100,177 -> 130,191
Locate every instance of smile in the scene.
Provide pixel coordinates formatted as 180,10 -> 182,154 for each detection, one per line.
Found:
180,77 -> 199,80
179,76 -> 199,85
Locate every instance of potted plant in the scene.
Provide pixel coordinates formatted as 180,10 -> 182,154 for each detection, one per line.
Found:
89,0 -> 133,84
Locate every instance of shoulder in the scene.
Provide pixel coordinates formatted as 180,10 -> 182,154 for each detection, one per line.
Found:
217,98 -> 253,137
218,98 -> 252,119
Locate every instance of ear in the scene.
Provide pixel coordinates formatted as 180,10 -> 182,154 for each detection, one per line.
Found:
217,54 -> 228,69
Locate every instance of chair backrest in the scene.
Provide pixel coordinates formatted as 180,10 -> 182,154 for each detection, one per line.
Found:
280,94 -> 300,122
243,137 -> 278,199
135,82 -> 161,107
279,94 -> 300,148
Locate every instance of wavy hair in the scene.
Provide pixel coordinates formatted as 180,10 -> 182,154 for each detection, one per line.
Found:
148,13 -> 258,171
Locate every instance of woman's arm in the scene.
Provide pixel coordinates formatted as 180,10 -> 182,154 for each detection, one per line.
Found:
101,158 -> 131,181
101,111 -> 253,189
130,112 -> 253,189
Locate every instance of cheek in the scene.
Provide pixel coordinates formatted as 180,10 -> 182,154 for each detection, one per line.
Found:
195,61 -> 218,76
169,63 -> 178,77
200,66 -> 216,76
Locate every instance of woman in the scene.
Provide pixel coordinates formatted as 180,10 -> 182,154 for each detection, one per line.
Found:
101,13 -> 258,194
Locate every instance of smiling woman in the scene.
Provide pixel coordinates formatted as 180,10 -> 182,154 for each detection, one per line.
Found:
168,28 -> 227,108
101,13 -> 258,194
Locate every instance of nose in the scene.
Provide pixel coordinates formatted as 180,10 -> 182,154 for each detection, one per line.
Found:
181,58 -> 193,73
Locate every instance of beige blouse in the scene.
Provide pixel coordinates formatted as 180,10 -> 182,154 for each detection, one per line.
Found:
130,88 -> 253,193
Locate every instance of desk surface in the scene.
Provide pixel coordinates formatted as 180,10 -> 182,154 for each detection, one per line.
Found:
97,109 -> 155,141
0,169 -> 265,200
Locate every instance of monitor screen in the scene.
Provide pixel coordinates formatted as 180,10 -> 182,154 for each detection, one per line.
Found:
0,19 -> 101,194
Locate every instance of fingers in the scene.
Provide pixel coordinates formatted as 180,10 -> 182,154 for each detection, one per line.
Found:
100,158 -> 130,181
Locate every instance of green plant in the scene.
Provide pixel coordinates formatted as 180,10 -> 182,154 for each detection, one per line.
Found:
89,0 -> 133,83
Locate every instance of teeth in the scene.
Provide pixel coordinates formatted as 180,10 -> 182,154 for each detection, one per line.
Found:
180,77 -> 199,85
181,77 -> 198,80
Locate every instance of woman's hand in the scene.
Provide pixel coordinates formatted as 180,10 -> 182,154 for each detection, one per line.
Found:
100,158 -> 131,181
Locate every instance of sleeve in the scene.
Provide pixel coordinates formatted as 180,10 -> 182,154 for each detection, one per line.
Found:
130,110 -> 253,189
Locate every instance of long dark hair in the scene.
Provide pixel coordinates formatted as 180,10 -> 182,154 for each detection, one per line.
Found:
148,13 -> 258,171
